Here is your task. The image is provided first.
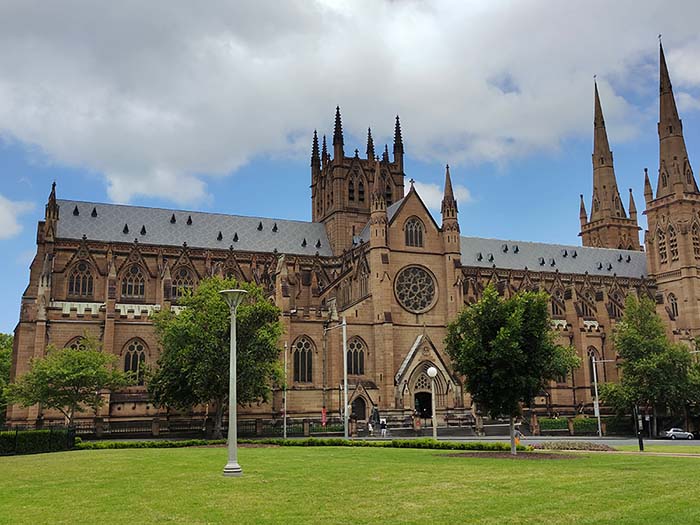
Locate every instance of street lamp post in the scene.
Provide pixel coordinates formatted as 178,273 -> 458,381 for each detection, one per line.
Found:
219,289 -> 248,477
591,356 -> 615,438
283,342 -> 288,440
323,317 -> 349,439
427,366 -> 438,440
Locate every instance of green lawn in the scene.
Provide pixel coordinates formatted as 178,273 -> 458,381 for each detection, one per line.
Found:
616,444 -> 700,454
1,446 -> 699,524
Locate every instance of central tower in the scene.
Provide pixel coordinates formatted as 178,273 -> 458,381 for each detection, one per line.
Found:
311,107 -> 405,254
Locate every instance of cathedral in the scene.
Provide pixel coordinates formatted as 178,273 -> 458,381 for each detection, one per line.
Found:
5,43 -> 698,429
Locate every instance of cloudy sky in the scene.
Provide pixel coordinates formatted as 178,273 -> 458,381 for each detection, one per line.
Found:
2,0 -> 700,332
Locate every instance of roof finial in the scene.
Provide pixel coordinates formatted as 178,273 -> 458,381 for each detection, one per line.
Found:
311,130 -> 320,168
333,106 -> 343,147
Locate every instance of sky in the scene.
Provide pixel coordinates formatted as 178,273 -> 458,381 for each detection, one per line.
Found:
2,0 -> 700,333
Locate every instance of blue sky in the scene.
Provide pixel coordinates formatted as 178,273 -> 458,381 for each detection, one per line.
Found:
2,1 -> 700,334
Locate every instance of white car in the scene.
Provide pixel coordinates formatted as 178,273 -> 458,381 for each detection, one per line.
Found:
665,428 -> 694,440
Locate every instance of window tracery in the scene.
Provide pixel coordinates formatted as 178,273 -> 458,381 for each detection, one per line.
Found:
68,261 -> 94,298
347,337 -> 365,375
395,266 -> 437,313
124,339 -> 147,386
405,217 -> 424,248
293,336 -> 314,383
171,267 -> 195,299
121,265 -> 146,299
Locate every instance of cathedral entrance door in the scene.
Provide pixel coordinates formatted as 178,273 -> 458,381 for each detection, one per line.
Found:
351,397 -> 367,420
414,392 -> 432,418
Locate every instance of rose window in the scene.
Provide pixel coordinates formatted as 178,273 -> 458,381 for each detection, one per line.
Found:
394,266 -> 437,313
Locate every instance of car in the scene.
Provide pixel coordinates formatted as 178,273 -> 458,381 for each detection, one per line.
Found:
665,428 -> 694,440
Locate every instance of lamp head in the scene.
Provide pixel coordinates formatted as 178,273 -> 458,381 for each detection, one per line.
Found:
427,366 -> 438,378
219,289 -> 248,310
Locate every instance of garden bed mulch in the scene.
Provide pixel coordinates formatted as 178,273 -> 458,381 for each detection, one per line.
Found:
440,451 -> 578,460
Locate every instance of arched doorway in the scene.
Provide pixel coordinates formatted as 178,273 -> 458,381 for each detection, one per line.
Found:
351,397 -> 367,420
414,392 -> 432,418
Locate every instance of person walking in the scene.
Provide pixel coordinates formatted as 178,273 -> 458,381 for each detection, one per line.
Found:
380,419 -> 387,438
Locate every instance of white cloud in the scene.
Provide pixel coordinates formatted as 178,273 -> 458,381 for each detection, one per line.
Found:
0,194 -> 34,240
414,181 -> 473,213
0,1 -> 699,204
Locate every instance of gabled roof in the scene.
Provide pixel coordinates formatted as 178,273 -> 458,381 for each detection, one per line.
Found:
460,236 -> 647,278
56,199 -> 333,256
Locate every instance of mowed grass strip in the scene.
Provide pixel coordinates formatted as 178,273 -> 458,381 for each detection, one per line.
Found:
616,444 -> 700,454
1,447 -> 699,524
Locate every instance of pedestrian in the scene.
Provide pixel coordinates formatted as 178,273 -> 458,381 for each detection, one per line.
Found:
380,418 -> 387,438
368,421 -> 374,436
514,427 -> 523,447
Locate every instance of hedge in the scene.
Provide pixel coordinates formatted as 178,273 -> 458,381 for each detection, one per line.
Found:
572,418 -> 598,434
0,428 -> 75,455
76,437 -> 531,452
533,440 -> 616,452
538,418 -> 568,430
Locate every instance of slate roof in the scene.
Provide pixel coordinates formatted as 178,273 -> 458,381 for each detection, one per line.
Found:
460,236 -> 648,278
56,200 -> 333,257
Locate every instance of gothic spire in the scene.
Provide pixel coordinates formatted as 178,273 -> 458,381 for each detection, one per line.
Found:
393,115 -> 404,170
311,130 -> 320,167
579,194 -> 588,227
321,134 -> 328,164
657,41 -> 697,197
589,80 -> 625,223
382,144 -> 390,162
441,164 -> 458,219
366,127 -> 375,160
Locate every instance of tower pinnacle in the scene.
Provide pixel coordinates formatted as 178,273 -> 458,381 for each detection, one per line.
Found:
366,127 -> 375,160
333,106 -> 344,159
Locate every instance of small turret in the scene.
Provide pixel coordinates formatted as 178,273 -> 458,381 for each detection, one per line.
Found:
579,194 -> 588,228
366,127 -> 375,160
393,115 -> 404,171
644,167 -> 654,204
311,130 -> 320,182
628,188 -> 638,223
441,164 -> 459,226
44,181 -> 59,242
321,134 -> 328,167
333,106 -> 344,160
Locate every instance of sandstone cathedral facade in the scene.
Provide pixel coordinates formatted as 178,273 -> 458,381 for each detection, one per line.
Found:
5,44 -> 699,428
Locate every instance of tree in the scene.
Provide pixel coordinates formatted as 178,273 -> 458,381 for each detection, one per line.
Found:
600,295 -> 700,434
445,285 -> 579,454
0,333 -> 13,425
5,335 -> 129,426
148,277 -> 283,439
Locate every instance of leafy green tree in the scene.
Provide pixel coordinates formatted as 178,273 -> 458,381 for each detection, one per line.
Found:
600,295 -> 700,434
0,333 -> 13,425
445,285 -> 579,454
5,335 -> 129,426
148,277 -> 283,439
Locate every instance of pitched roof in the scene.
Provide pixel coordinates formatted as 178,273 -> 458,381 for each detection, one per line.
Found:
460,236 -> 647,278
56,200 -> 333,256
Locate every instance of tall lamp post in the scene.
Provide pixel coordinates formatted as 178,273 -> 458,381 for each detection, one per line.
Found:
427,366 -> 438,440
219,289 -> 248,477
283,342 -> 288,440
323,316 -> 349,439
591,355 -> 615,438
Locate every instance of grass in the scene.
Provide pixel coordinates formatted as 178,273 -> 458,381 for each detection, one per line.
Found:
616,444 -> 700,454
2,446 -> 700,524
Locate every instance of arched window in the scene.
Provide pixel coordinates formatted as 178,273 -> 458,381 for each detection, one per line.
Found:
124,339 -> 147,386
580,290 -> 595,318
359,265 -> 369,298
358,181 -> 365,202
594,199 -> 600,212
385,184 -> 392,206
349,180 -> 355,202
608,291 -> 624,319
405,217 -> 424,248
669,226 -> 679,261
693,223 -> 700,259
657,229 -> 667,264
121,265 -> 145,299
662,172 -> 668,187
669,293 -> 679,319
65,337 -> 87,351
550,289 -> 565,317
171,267 -> 195,300
687,169 -> 693,185
347,337 -> 365,375
68,261 -> 94,298
293,336 -> 314,383
587,347 -> 599,395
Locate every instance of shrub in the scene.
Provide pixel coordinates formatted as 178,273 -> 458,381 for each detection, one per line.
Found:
76,439 -> 226,450
538,418 -> 568,430
0,428 -> 75,455
533,441 -> 616,451
572,418 -> 598,434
